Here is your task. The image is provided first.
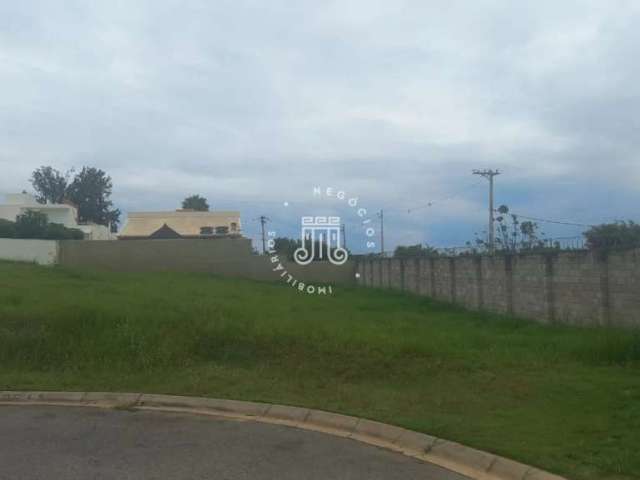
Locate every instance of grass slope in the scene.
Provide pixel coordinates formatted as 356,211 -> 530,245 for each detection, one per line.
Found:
1,261 -> 639,479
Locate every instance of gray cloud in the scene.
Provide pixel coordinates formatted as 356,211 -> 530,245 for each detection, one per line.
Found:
1,0 -> 639,251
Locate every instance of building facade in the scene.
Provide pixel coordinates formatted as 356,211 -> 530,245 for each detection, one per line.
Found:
118,210 -> 242,239
0,193 -> 114,240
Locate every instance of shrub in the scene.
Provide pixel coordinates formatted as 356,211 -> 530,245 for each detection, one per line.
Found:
14,210 -> 49,238
5,211 -> 85,240
0,219 -> 16,238
44,223 -> 84,240
394,244 -> 440,258
584,221 -> 640,250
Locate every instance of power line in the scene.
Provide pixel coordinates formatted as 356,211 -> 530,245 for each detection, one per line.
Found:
507,212 -> 594,228
406,182 -> 483,214
381,181 -> 483,215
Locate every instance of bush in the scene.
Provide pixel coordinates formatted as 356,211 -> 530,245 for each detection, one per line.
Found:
14,210 -> 49,238
394,244 -> 440,258
0,219 -> 16,238
44,223 -> 84,240
584,221 -> 640,250
3,210 -> 85,240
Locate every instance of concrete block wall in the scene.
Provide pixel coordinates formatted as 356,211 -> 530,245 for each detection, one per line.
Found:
608,249 -> 640,327
419,258 -> 435,297
510,254 -> 548,322
57,238 -> 356,286
58,237 -> 254,271
403,258 -> 421,295
453,257 -> 479,310
1,237 -> 356,286
552,252 -> 603,326
481,256 -> 510,315
432,258 -> 453,302
389,259 -> 403,290
356,249 -> 640,328
380,259 -> 391,289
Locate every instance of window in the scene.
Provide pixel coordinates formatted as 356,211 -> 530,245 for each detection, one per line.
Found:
215,226 -> 229,235
200,226 -> 213,235
230,222 -> 238,231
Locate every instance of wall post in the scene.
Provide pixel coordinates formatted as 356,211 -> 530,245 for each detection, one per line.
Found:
544,254 -> 556,323
449,257 -> 456,302
505,255 -> 514,315
474,255 -> 484,309
597,250 -> 612,326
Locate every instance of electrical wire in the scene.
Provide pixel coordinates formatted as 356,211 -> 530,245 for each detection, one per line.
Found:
506,212 -> 594,228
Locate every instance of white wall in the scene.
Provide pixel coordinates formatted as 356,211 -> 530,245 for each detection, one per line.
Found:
0,193 -> 79,229
0,238 -> 58,265
77,224 -> 115,240
0,205 -> 22,222
40,207 -> 77,227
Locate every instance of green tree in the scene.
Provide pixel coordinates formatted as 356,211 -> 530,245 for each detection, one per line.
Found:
30,166 -> 70,204
471,205 -> 551,253
65,167 -> 121,228
182,195 -> 210,211
394,244 -> 439,258
7,210 -> 85,240
272,237 -> 299,258
0,219 -> 16,238
14,210 -> 49,238
584,221 -> 640,249
44,223 -> 84,240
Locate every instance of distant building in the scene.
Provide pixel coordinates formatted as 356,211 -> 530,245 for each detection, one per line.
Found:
0,193 -> 114,240
118,210 -> 242,240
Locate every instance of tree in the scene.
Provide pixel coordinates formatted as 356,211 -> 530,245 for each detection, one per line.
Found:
471,205 -> 552,253
14,210 -> 49,238
30,166 -> 70,204
182,195 -> 209,211
44,223 -> 84,240
519,221 -> 540,249
8,211 -> 84,239
0,219 -> 16,238
584,221 -> 640,250
65,167 -> 121,228
272,237 -> 299,258
394,244 -> 439,258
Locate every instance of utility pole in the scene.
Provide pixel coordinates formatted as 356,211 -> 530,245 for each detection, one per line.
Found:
377,209 -> 384,256
340,223 -> 347,250
258,215 -> 269,254
472,169 -> 500,252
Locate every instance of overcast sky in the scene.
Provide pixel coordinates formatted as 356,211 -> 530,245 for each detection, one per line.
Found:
1,0 -> 639,252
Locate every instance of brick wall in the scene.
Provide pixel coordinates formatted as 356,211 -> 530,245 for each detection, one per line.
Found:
57,238 -> 356,286
356,249 -> 640,328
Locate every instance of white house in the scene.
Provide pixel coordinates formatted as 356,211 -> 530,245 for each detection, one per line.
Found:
0,193 -> 114,240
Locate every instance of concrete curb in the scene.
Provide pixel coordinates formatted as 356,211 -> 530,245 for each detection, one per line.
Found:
0,391 -> 567,480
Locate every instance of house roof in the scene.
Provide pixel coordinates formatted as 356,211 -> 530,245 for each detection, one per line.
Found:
120,211 -> 241,237
149,223 -> 182,239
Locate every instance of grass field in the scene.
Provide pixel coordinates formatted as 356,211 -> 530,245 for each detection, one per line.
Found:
1,261 -> 639,479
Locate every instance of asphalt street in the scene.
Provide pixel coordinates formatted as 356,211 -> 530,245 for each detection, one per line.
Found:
0,405 -> 469,480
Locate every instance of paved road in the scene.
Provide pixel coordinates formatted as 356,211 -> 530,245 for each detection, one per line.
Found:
0,406 -> 468,480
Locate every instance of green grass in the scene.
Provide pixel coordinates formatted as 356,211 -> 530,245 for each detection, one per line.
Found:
1,261 -> 639,479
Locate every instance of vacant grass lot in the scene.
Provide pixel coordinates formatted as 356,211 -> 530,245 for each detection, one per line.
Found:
0,261 -> 639,479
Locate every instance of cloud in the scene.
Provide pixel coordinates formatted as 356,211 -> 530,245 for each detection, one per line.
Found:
1,0 -> 639,251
